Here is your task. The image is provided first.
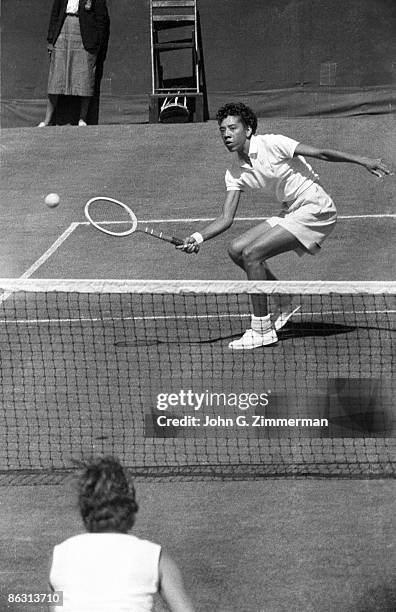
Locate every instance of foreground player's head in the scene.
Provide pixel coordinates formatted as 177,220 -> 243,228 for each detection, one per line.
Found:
78,456 -> 139,533
216,102 -> 258,153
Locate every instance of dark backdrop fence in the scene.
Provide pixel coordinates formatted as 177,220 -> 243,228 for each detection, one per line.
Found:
1,0 -> 395,126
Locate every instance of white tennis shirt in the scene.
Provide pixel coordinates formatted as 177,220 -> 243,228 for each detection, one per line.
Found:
50,533 -> 161,612
225,134 -> 319,203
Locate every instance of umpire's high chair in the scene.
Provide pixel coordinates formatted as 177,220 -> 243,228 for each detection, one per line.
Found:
149,0 -> 207,122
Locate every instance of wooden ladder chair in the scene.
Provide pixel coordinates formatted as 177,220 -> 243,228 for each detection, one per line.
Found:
149,0 -> 206,122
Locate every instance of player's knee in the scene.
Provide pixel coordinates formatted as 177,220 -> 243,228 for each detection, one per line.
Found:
241,245 -> 264,268
228,242 -> 243,264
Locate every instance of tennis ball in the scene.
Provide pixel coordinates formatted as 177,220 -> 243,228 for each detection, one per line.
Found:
45,193 -> 60,208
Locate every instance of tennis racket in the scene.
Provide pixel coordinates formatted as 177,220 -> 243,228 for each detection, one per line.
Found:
84,197 -> 184,246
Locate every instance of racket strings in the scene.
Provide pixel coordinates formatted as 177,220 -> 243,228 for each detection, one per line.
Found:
85,198 -> 137,236
84,196 -> 182,244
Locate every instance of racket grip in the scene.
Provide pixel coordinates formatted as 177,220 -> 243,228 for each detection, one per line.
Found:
143,227 -> 184,246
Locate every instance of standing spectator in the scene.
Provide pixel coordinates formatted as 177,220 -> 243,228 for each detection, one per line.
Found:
39,0 -> 109,127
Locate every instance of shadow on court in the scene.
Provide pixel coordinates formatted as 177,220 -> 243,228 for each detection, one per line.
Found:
115,320 -> 392,345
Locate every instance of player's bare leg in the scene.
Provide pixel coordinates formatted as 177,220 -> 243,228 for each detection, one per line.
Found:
228,223 -> 302,349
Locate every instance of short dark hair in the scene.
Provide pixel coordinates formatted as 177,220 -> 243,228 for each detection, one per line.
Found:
216,102 -> 258,134
78,457 -> 138,533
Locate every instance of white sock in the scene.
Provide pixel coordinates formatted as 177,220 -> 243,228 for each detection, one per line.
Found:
251,314 -> 273,334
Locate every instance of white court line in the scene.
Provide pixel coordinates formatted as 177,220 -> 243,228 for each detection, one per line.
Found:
78,213 -> 396,225
0,311 -> 394,325
0,222 -> 79,305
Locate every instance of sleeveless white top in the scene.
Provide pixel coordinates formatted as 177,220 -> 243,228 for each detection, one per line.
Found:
50,533 -> 161,612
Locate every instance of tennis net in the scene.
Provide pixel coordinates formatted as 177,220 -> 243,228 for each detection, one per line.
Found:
0,279 -> 395,481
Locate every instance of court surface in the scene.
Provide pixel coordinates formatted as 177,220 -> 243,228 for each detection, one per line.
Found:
0,116 -> 395,611
0,117 -> 395,280
1,478 -> 395,612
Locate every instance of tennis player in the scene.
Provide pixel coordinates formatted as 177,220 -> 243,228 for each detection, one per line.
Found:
49,456 -> 195,612
178,102 -> 391,349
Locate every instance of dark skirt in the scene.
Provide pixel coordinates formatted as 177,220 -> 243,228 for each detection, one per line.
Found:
48,16 -> 96,96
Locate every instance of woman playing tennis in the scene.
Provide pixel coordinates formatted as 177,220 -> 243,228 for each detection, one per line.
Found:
178,102 -> 391,349
49,456 -> 195,612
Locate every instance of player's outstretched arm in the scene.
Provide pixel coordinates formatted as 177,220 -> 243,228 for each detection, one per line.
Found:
177,189 -> 241,253
158,551 -> 196,612
294,143 -> 393,178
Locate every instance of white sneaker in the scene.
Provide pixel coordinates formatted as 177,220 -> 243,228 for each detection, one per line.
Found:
78,119 -> 87,127
37,122 -> 46,127
229,328 -> 278,350
274,306 -> 301,331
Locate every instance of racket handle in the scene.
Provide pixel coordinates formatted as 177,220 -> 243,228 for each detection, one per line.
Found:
142,226 -> 184,246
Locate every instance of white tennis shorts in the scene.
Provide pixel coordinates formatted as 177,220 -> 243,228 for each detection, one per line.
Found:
266,183 -> 337,256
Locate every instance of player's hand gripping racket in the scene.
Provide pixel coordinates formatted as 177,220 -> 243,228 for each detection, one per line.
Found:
84,197 -> 184,246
